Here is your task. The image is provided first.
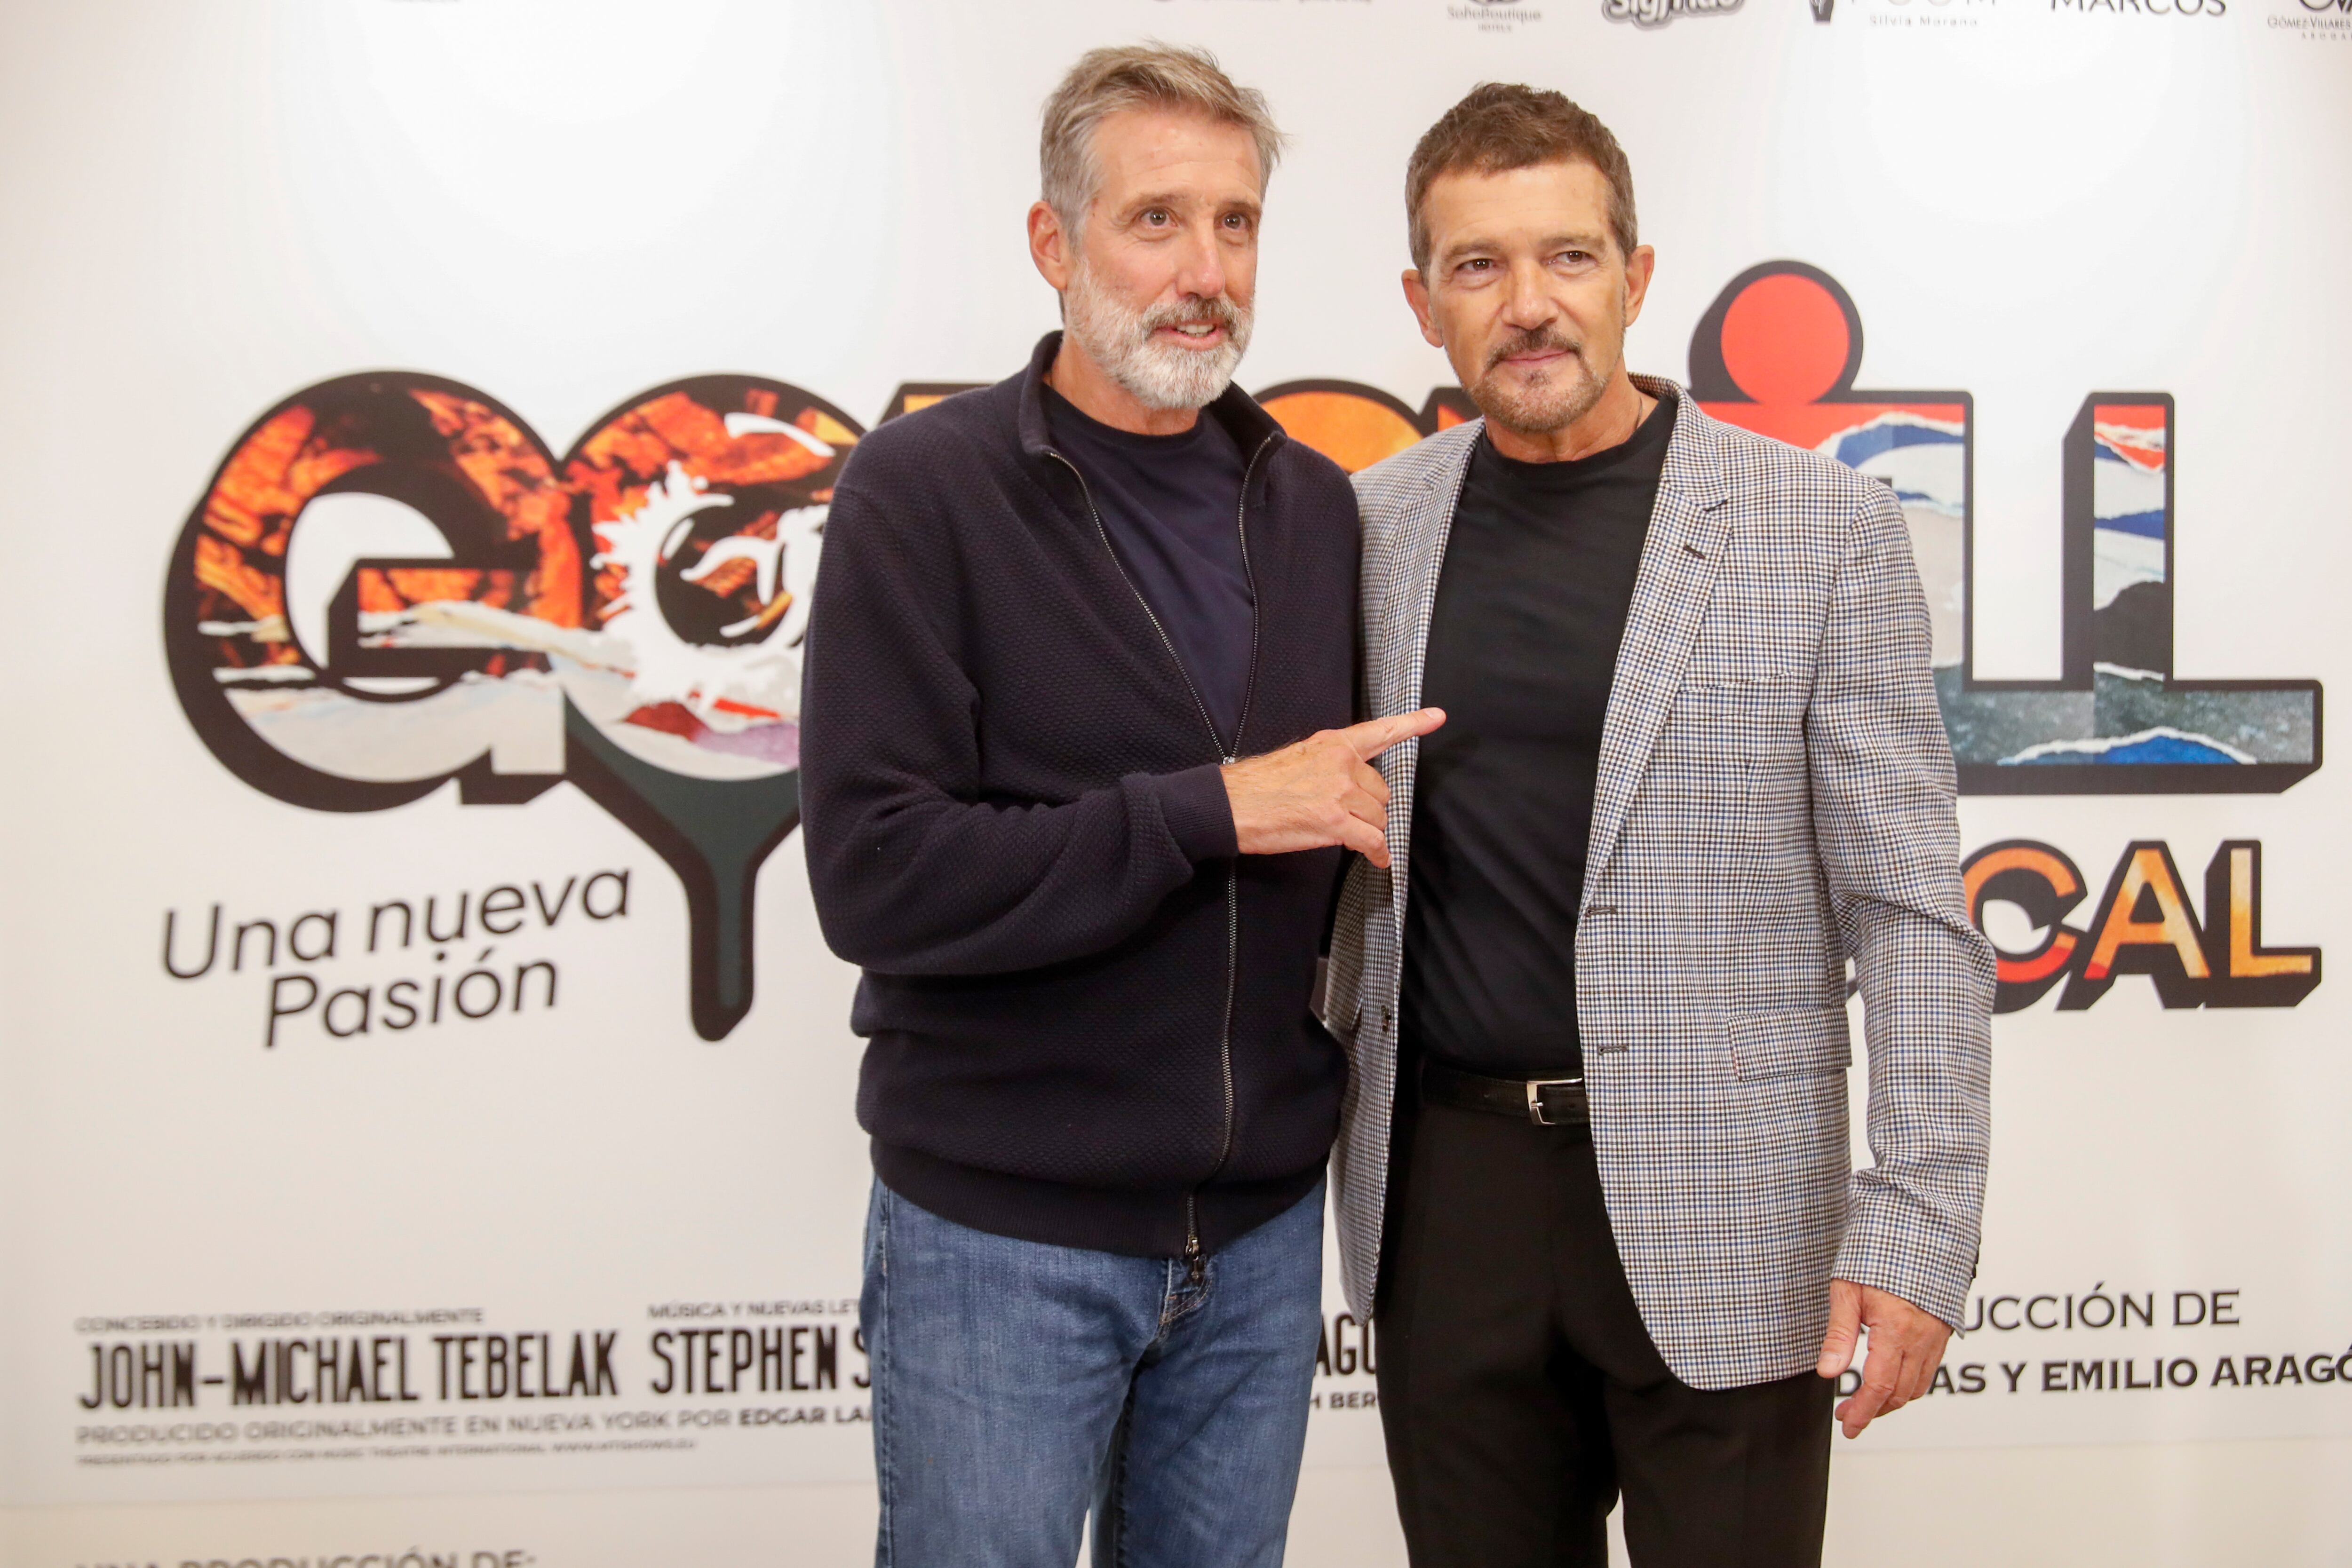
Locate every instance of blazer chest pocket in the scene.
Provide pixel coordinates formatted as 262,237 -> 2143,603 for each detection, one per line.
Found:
1660,676 -> 1805,767
1727,1006 -> 1851,1083
1640,681 -> 1804,889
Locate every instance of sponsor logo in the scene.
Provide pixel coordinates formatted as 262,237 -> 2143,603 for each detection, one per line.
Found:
2051,0 -> 2225,15
1816,0 -> 1995,29
1604,0 -> 1743,24
2268,0 -> 2351,37
1448,0 -> 1544,32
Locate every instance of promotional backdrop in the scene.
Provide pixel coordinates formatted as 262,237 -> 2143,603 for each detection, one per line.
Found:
4,1 -> 2349,1563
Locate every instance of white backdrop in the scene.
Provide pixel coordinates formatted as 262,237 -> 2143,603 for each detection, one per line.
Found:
3,1 -> 2349,1564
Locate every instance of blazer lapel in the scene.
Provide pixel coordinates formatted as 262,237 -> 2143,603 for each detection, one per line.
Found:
1379,424 -> 1480,936
1583,387 -> 1736,907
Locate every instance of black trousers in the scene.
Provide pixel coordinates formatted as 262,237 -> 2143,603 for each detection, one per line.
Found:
1376,1096 -> 1834,1568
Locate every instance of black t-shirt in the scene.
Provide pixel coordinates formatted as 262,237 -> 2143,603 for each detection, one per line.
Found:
1043,384 -> 1255,750
1401,396 -> 1677,1079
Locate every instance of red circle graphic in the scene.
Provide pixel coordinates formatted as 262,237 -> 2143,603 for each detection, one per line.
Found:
1720,272 -> 1851,405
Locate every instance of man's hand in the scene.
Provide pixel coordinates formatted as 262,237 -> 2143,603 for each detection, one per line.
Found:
1816,1278 -> 1952,1438
1221,709 -> 1446,869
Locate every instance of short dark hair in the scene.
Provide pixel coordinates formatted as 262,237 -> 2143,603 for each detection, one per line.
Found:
1405,84 -> 1638,273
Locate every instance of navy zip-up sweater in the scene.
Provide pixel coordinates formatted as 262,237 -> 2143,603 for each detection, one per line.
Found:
799,334 -> 1358,1259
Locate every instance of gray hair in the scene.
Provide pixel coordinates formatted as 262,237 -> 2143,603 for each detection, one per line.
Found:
1040,43 -> 1284,237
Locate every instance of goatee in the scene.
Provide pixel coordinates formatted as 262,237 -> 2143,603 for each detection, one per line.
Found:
1474,325 -> 1608,436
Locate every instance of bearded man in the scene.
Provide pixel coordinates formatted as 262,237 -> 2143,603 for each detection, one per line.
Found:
1322,85 -> 1996,1566
800,44 -> 1438,1568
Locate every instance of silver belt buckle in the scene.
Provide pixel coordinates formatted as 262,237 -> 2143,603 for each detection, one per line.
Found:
1525,1077 -> 1583,1127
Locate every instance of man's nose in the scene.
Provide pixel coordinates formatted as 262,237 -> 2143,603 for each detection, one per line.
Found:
1171,226 -> 1229,302
1500,263 -> 1556,330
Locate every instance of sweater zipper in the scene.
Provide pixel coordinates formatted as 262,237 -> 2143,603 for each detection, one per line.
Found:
1047,431 -> 1273,1287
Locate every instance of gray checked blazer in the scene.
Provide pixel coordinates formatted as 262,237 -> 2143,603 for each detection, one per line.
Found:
1321,378 -> 1997,1391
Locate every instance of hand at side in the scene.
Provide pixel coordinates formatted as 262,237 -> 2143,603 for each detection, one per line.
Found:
1815,1278 -> 1952,1438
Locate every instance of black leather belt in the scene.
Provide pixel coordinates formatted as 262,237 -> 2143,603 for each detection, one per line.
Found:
1421,1058 -> 1588,1128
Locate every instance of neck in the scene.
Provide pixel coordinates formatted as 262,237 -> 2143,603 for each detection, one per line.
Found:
1045,332 -> 1201,437
1486,367 -> 1654,464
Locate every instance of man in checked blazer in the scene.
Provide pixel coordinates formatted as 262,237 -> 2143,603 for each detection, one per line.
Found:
1321,86 -> 1997,1567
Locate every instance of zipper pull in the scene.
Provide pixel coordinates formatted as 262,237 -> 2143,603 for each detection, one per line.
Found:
1184,1232 -> 1206,1289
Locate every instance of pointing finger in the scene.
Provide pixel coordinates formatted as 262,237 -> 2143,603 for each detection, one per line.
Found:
1343,707 -> 1446,761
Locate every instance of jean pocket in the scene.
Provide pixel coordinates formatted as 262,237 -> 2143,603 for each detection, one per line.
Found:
1727,1006 -> 1852,1082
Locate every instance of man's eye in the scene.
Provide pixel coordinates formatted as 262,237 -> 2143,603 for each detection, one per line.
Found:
1558,251 -> 1591,266
1143,209 -> 1171,227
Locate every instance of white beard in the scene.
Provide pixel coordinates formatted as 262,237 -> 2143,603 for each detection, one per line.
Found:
1062,265 -> 1253,412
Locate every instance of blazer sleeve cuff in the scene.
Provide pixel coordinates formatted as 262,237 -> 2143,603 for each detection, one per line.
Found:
1144,763 -> 1239,863
1832,1202 -> 1979,1331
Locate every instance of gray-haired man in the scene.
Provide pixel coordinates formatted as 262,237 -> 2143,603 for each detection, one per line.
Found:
802,44 -> 1438,1568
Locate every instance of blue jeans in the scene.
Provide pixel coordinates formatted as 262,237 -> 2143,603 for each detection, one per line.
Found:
862,1177 -> 1327,1568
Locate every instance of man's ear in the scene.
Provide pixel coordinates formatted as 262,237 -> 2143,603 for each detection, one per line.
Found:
1402,269 -> 1443,350
1621,244 -> 1657,328
1029,201 -> 1072,293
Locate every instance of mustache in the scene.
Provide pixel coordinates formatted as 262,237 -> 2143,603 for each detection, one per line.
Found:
1485,327 -> 1583,373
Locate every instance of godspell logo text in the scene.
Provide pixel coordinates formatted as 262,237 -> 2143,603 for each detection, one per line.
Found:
169,264 -> 2320,1037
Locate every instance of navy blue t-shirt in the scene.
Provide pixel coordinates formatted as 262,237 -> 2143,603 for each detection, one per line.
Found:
1043,385 -> 1255,751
